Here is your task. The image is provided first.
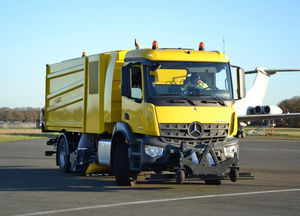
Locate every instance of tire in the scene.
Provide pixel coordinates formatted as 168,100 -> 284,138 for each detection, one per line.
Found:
204,179 -> 221,185
237,132 -> 242,139
114,143 -> 137,186
242,131 -> 246,138
176,169 -> 185,184
58,136 -> 70,173
230,168 -> 239,182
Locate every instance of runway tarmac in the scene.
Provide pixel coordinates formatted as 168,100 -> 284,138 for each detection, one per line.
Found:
0,139 -> 299,216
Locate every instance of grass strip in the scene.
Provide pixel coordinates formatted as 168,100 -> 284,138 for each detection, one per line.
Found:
0,135 -> 47,143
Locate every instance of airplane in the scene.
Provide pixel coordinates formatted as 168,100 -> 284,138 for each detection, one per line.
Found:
233,67 -> 300,138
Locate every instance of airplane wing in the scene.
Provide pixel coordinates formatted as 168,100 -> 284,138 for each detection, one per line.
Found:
238,113 -> 300,121
245,68 -> 300,75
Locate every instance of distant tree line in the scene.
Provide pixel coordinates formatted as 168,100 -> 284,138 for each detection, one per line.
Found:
0,97 -> 300,126
277,96 -> 300,127
0,107 -> 41,122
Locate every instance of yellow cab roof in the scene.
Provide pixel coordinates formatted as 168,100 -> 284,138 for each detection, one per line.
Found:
125,48 -> 229,63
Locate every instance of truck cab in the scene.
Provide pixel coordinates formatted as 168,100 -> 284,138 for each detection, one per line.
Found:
111,44 -> 245,185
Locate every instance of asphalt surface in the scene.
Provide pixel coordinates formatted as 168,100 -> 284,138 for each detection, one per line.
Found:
0,138 -> 300,216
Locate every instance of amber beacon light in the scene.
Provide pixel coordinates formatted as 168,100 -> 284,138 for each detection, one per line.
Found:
198,42 -> 205,51
152,40 -> 158,49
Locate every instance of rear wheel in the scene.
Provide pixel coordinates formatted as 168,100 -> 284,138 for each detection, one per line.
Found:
58,136 -> 70,173
114,143 -> 137,186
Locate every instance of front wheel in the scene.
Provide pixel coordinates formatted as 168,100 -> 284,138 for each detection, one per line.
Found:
176,169 -> 185,184
230,168 -> 239,182
58,136 -> 70,173
114,144 -> 137,186
242,131 -> 246,138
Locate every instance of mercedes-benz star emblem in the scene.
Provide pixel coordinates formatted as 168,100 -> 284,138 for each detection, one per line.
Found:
188,122 -> 203,139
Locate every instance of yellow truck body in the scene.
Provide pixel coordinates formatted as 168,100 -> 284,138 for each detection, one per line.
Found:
45,42 -> 245,186
45,51 -> 127,134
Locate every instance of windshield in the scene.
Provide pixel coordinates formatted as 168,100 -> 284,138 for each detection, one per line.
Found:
146,61 -> 233,100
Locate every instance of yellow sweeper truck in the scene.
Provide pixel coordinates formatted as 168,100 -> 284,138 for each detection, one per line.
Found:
44,40 -> 250,186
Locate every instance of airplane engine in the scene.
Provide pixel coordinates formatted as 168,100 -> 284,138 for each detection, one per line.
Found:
247,105 -> 283,115
248,106 -> 262,114
262,105 -> 270,114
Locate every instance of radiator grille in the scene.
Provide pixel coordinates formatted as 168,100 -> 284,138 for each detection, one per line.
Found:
159,123 -> 228,145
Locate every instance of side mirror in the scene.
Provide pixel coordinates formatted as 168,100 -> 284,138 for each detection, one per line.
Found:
121,65 -> 131,98
237,67 -> 246,99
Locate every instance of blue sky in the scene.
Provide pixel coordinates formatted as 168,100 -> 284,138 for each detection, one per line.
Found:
0,0 -> 300,108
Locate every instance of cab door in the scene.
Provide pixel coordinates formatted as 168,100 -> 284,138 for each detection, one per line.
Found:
122,64 -> 145,134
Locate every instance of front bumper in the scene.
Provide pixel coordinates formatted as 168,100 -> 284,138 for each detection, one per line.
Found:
129,136 -> 239,178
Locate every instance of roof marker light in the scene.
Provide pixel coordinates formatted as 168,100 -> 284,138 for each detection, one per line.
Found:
135,39 -> 141,49
152,40 -> 158,49
199,42 -> 205,51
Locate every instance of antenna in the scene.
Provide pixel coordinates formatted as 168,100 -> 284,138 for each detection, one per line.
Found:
223,36 -> 225,54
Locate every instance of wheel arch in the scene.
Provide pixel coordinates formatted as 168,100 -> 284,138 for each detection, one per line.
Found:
110,122 -> 135,169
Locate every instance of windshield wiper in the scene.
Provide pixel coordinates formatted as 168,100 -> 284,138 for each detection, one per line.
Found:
199,93 -> 225,106
180,94 -> 196,106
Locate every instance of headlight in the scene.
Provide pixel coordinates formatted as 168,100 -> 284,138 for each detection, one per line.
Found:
144,145 -> 164,158
224,145 -> 238,158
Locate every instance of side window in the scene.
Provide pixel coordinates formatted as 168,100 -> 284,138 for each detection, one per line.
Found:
130,66 -> 142,100
89,61 -> 99,94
